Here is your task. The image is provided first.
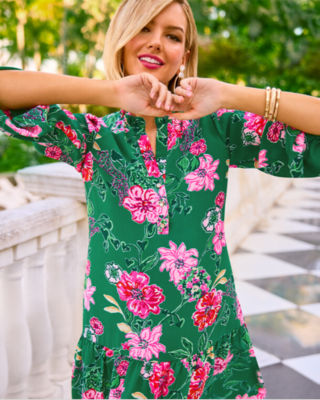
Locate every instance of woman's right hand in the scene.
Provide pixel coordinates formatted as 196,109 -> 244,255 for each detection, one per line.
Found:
113,73 -> 185,116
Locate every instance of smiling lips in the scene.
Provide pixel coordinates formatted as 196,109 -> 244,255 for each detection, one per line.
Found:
139,54 -> 164,69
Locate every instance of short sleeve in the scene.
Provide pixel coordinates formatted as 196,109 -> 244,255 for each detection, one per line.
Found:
211,109 -> 320,178
0,66 -> 100,182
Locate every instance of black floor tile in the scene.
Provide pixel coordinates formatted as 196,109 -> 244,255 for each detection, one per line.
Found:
261,363 -> 320,399
282,231 -> 320,247
294,218 -> 320,227
246,309 -> 320,359
269,249 -> 320,270
248,274 -> 320,305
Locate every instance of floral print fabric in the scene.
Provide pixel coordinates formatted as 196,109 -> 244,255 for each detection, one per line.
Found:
1,67 -> 320,399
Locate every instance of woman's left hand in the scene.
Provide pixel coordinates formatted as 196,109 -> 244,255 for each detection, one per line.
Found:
170,77 -> 226,120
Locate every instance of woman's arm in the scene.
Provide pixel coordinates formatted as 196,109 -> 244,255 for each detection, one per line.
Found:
0,69 -> 183,116
0,70 -> 120,109
222,83 -> 320,136
172,78 -> 320,136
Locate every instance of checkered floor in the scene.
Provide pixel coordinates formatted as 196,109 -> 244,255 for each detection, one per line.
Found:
231,178 -> 320,399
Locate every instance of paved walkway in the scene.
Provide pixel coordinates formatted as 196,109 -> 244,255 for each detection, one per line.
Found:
231,177 -> 320,399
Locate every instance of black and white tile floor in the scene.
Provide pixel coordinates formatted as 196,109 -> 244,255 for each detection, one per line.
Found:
231,178 -> 320,399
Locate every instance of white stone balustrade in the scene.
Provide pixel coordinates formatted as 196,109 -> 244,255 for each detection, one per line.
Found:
0,162 -> 292,399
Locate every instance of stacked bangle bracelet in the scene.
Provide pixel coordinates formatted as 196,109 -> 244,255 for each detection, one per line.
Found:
264,86 -> 281,121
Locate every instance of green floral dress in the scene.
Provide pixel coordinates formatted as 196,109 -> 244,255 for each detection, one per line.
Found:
1,66 -> 320,399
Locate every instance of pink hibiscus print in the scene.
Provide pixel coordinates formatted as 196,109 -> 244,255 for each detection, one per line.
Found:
185,154 -> 220,192
215,191 -> 225,208
138,135 -> 161,177
158,241 -> 199,285
76,151 -> 94,182
236,297 -> 245,326
267,121 -> 285,143
216,108 -> 235,117
86,260 -> 91,276
257,149 -> 268,168
244,112 -> 268,137
116,271 -> 165,319
212,221 -> 226,255
149,362 -> 175,399
116,360 -> 129,376
213,350 -> 234,375
293,133 -> 306,153
45,145 -> 62,160
5,118 -> 42,138
122,185 -> 160,224
82,389 -> 104,399
109,379 -> 125,399
90,317 -> 104,335
63,109 -> 77,120
167,119 -> 191,150
189,139 -> 207,155
125,325 -> 166,362
55,121 -> 81,149
85,113 -> 106,133
236,387 -> 267,399
84,277 -> 96,311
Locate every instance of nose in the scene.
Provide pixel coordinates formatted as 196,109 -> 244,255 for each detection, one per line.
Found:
147,41 -> 161,51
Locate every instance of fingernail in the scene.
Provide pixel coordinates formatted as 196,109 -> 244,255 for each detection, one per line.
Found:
156,101 -> 162,108
187,90 -> 192,96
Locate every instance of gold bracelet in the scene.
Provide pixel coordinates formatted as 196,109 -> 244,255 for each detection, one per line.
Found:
264,87 -> 271,119
273,88 -> 281,122
268,87 -> 277,121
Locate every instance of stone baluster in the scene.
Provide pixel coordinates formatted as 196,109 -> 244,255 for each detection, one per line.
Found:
24,247 -> 55,398
1,258 -> 32,398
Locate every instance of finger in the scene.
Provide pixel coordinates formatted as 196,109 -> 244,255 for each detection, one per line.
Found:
174,86 -> 193,98
179,78 -> 194,91
164,91 -> 173,112
155,84 -> 168,109
172,93 -> 185,104
150,80 -> 161,100
168,110 -> 199,120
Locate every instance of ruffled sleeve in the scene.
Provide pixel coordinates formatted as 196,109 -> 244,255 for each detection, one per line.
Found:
211,109 -> 320,178
0,66 -> 101,182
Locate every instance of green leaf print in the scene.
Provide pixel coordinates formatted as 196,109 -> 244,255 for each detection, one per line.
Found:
197,331 -> 208,353
177,155 -> 190,171
110,238 -> 121,250
181,337 -> 194,355
168,349 -> 189,359
289,156 -> 304,177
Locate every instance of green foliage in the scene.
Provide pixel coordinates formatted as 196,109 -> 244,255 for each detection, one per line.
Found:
0,0 -> 319,172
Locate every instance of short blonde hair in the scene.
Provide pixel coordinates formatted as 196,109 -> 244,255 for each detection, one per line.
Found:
103,0 -> 198,87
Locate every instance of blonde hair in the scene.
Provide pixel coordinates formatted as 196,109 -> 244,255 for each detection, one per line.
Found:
103,0 -> 198,87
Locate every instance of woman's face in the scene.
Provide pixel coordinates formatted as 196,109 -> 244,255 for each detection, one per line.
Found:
123,2 -> 189,86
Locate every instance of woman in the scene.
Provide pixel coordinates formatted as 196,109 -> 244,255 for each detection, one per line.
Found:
0,0 -> 319,398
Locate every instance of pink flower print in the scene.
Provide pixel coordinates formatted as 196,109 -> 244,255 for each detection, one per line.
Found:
216,108 -> 235,117
212,221 -> 226,255
63,109 -> 77,120
90,317 -> 104,335
82,389 -> 104,399
158,241 -> 199,285
149,362 -> 175,399
55,121 -> 81,149
138,135 -> 161,178
125,325 -> 166,362
84,278 -> 96,311
103,347 -> 114,357
267,121 -> 285,143
76,151 -> 94,182
86,260 -> 91,276
116,271 -> 165,319
112,119 -> 129,134
116,360 -> 129,376
215,191 -> 225,208
236,297 -> 245,326
122,185 -> 160,224
257,149 -> 268,168
293,133 -> 306,153
187,360 -> 211,399
213,350 -> 234,375
109,379 -> 125,399
189,139 -> 207,155
185,154 -> 220,192
192,289 -> 223,331
5,118 -> 42,137
244,112 -> 268,137
249,347 -> 256,357
85,113 -> 106,133
236,388 -> 267,399
45,145 -> 62,160
167,119 -> 191,150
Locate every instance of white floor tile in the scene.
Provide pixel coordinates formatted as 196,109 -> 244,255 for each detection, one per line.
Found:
267,207 -> 320,220
279,188 -> 320,202
234,280 -> 296,316
293,179 -> 320,190
231,253 -> 305,280
258,218 -> 318,234
240,233 -> 314,254
253,346 -> 280,368
283,353 -> 320,384
311,270 -> 320,278
300,303 -> 320,318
